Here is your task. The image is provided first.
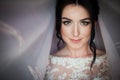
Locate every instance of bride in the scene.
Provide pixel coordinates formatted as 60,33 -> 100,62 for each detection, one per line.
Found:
44,0 -> 110,79
28,0 -> 120,80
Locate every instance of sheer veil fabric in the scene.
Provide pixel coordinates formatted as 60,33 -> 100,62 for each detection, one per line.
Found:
0,0 -> 120,80
30,0 -> 120,80
98,18 -> 120,80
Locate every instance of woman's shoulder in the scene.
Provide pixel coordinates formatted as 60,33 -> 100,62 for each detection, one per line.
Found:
96,49 -> 108,60
95,49 -> 109,65
96,49 -> 106,57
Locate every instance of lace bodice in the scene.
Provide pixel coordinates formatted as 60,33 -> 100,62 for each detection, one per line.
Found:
45,54 -> 110,80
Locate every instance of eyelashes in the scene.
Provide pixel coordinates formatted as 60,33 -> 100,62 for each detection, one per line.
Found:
62,21 -> 72,25
62,20 -> 91,26
80,21 -> 91,26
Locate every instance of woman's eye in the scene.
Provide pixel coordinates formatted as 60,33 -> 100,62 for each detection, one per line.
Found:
80,21 -> 90,26
62,21 -> 71,25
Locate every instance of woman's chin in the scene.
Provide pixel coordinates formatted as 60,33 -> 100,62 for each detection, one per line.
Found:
68,44 -> 83,50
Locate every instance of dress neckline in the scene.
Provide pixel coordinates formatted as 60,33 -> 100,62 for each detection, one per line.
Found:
50,53 -> 107,60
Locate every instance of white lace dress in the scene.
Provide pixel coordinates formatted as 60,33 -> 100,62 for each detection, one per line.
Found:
45,54 -> 110,80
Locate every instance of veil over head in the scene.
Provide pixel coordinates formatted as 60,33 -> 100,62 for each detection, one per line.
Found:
0,0 -> 120,80
27,0 -> 120,79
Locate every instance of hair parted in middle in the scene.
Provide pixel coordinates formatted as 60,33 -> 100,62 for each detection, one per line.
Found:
55,0 -> 100,70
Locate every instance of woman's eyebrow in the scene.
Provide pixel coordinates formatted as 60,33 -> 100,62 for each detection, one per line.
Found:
80,18 -> 91,21
61,17 -> 72,21
61,17 -> 91,21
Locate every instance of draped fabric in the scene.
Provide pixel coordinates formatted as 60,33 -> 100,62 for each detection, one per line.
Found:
0,0 -> 120,80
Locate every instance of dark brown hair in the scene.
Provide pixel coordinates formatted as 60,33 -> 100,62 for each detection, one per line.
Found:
55,0 -> 100,70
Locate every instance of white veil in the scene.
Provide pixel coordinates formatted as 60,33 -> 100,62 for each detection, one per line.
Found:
25,0 -> 120,79
98,18 -> 120,79
0,0 -> 120,80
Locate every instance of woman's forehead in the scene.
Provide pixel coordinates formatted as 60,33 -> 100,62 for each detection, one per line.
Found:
62,4 -> 90,20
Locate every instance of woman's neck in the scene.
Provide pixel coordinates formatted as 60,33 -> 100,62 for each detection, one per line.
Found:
64,45 -> 92,58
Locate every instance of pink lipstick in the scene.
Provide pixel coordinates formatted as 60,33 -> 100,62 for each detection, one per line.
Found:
70,39 -> 81,43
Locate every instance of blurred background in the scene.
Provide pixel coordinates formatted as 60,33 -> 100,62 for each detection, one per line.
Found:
0,0 -> 120,80
0,0 -> 55,80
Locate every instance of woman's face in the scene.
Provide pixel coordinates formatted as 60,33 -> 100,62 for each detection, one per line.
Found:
61,4 -> 92,49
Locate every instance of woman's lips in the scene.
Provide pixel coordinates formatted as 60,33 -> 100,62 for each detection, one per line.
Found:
70,39 -> 81,43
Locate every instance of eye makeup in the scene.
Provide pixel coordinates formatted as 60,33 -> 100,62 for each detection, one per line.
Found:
61,17 -> 91,26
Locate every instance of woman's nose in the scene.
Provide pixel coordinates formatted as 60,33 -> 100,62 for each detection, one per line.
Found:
73,23 -> 80,37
